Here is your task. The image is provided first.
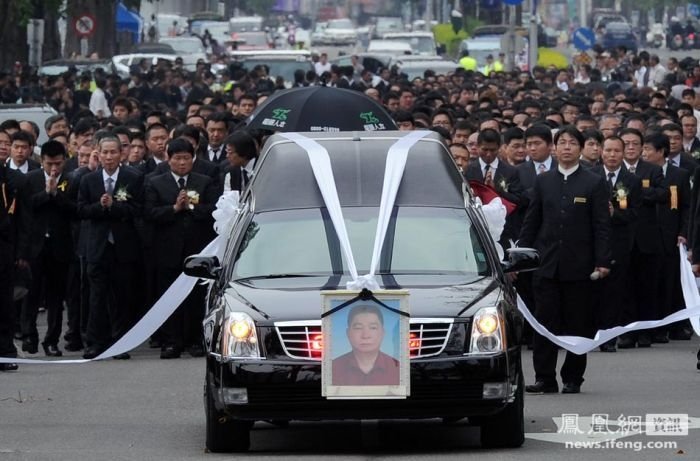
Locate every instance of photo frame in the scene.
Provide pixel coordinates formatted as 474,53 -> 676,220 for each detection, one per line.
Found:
321,289 -> 410,399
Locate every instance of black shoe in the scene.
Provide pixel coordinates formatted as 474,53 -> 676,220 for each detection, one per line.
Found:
562,382 -> 581,394
599,342 -> 617,352
82,347 -> 104,360
525,381 -> 558,394
637,333 -> 652,348
652,332 -> 669,343
188,344 -> 205,357
0,363 -> 18,372
160,346 -> 181,359
42,343 -> 63,357
21,338 -> 38,354
64,342 -> 84,352
113,352 -> 130,360
617,336 -> 636,349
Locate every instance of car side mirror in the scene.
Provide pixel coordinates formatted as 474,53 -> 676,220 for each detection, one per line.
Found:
184,255 -> 221,280
502,248 -> 539,274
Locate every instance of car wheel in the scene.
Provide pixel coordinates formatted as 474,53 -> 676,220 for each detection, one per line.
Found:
479,372 -> 525,448
205,383 -> 253,453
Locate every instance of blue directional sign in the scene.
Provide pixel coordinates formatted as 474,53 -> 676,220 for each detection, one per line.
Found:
572,27 -> 596,51
503,0 -> 524,5
481,0 -> 501,10
690,3 -> 700,18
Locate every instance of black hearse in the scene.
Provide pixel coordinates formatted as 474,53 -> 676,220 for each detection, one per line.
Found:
185,131 -> 538,452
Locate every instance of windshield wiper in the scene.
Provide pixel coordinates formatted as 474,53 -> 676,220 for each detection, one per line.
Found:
235,273 -> 326,282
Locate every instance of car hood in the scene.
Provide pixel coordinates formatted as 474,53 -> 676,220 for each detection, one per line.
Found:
222,275 -> 501,322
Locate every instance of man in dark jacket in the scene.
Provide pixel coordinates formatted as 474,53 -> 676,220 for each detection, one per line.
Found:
519,126 -> 611,394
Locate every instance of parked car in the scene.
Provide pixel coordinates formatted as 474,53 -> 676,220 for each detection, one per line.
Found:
381,32 -> 437,55
373,16 -> 404,38
229,15 -> 264,33
188,130 -> 536,452
38,59 -> 114,77
322,18 -> 358,46
395,58 -> 458,80
458,36 -> 502,68
158,37 -> 208,70
111,53 -> 178,78
601,22 -> 638,53
0,104 -> 57,145
230,50 -> 313,88
231,31 -> 271,51
331,53 -> 395,74
367,40 -> 413,55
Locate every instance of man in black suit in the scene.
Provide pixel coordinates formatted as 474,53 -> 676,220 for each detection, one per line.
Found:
464,128 -> 522,246
203,113 -> 229,164
619,128 -> 668,348
21,141 -> 77,357
663,123 -> 699,173
515,124 -> 558,345
643,132 -> 693,341
221,130 -> 259,194
593,136 -> 642,352
0,161 -> 30,371
7,131 -> 40,174
78,135 -> 144,360
152,125 -> 221,189
681,114 -> 700,158
519,125 -> 611,394
139,123 -> 169,174
145,138 -> 218,359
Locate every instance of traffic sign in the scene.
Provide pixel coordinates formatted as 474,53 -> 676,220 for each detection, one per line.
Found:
73,14 -> 96,37
481,0 -> 501,10
503,0 -> 524,5
572,27 -> 595,51
690,3 -> 700,18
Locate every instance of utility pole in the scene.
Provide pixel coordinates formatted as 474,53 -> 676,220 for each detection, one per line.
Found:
528,0 -> 538,73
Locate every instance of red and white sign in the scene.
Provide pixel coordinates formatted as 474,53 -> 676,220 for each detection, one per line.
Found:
73,14 -> 96,37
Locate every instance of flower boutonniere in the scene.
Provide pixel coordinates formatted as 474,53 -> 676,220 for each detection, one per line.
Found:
614,183 -> 629,209
57,180 -> 69,192
497,178 -> 509,193
186,190 -> 200,210
691,150 -> 700,160
114,187 -> 131,202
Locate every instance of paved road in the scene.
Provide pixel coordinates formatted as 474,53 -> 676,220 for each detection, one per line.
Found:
1,326 -> 699,460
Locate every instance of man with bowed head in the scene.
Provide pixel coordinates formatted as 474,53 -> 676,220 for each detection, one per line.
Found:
519,125 -> 611,394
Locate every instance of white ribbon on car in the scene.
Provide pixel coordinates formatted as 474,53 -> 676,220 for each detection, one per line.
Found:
279,131 -> 430,291
0,191 -> 241,364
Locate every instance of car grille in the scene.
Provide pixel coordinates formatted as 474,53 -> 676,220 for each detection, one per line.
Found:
246,381 -> 483,404
275,319 -> 453,361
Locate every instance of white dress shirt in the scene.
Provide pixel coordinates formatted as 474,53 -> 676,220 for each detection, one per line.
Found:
558,163 -> 579,180
8,159 -> 28,174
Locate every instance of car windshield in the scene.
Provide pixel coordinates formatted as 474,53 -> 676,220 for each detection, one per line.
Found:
232,207 -> 489,280
328,19 -> 353,29
160,39 -> 204,54
240,59 -> 313,83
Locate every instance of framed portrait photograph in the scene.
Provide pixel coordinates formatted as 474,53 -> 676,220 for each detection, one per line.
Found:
321,290 -> 410,399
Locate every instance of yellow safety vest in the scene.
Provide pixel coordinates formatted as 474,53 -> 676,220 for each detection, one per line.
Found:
459,56 -> 477,71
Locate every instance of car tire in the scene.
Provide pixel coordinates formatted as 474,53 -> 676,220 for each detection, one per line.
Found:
479,372 -> 525,448
205,383 -> 253,453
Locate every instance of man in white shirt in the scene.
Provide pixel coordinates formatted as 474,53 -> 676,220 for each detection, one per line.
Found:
647,54 -> 667,88
89,77 -> 111,119
314,53 -> 332,77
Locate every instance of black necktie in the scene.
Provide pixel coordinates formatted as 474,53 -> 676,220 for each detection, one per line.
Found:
211,148 -> 219,162
178,177 -> 186,190
242,169 -> 249,188
607,171 -> 615,191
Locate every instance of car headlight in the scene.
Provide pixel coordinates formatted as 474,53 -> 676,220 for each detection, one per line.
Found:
221,312 -> 261,359
468,307 -> 505,354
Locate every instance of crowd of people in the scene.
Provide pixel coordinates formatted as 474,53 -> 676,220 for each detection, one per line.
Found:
0,46 -> 700,389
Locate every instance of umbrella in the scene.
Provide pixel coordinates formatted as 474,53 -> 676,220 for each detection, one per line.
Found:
245,86 -> 398,132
